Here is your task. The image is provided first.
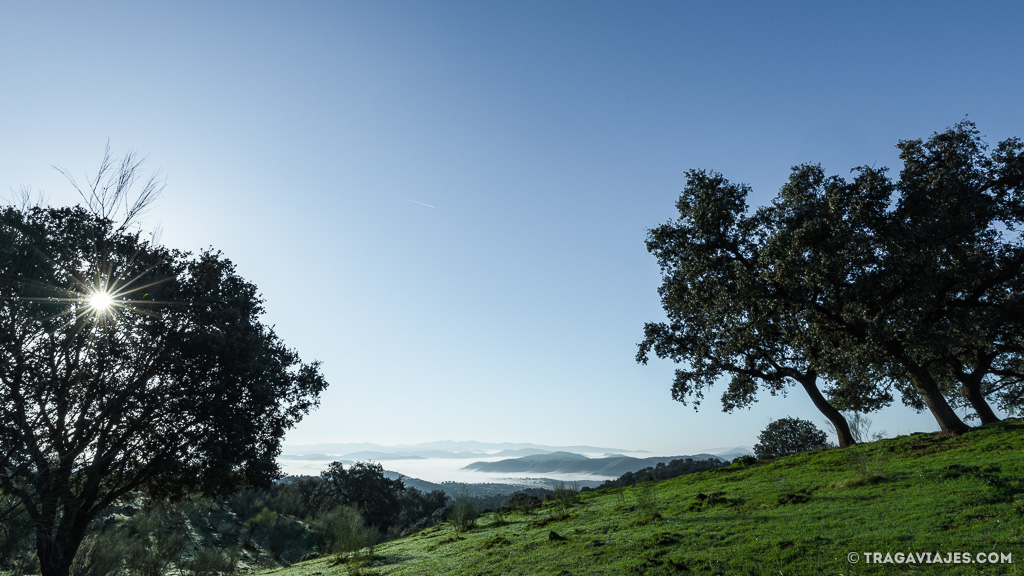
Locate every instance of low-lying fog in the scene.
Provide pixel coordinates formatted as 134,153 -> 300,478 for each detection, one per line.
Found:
277,453 -> 640,485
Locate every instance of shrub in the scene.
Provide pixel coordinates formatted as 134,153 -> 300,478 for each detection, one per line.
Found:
508,492 -> 541,515
71,528 -> 128,576
315,505 -> 377,560
185,547 -> 238,576
123,506 -> 187,576
125,533 -> 185,576
551,481 -> 579,519
215,520 -> 241,542
754,417 -> 832,460
731,455 -> 756,467
0,498 -> 36,575
635,482 -> 660,521
448,487 -> 479,533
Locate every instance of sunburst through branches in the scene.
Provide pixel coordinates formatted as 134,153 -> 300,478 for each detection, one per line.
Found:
87,290 -> 114,314
20,259 -> 177,334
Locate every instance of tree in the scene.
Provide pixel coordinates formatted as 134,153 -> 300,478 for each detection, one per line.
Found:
0,153 -> 328,576
761,123 -> 1024,432
640,122 -> 1024,437
753,417 -> 831,460
636,170 -> 875,447
320,462 -> 404,534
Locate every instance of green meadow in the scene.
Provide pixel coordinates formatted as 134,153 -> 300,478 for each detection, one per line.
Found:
260,420 -> 1024,576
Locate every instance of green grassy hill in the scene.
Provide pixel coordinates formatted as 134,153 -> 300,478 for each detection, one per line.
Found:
261,420 -> 1024,575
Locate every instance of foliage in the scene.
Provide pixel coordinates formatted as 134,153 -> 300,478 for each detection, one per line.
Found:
183,546 -> 239,576
753,417 -> 831,460
320,462 -> 405,535
0,153 -> 328,576
593,457 -> 727,490
507,492 -> 541,515
730,455 -> 756,467
634,482 -> 660,522
636,168 -> 863,447
394,487 -> 449,535
639,122 -> 1024,439
69,528 -> 128,576
549,481 -> 579,519
448,487 -> 480,533
313,505 -> 377,561
0,496 -> 35,574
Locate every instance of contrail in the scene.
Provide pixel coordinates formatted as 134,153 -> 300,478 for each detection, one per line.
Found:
401,197 -> 436,209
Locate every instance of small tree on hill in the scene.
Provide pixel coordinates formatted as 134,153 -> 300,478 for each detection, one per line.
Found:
754,417 -> 831,460
320,462 -> 404,534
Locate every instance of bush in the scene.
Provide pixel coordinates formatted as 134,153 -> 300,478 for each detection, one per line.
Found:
184,547 -> 239,576
754,417 -> 832,460
71,528 -> 128,576
448,487 -> 479,533
123,506 -> 187,576
314,505 -> 377,560
731,455 -> 756,467
0,498 -> 36,575
508,492 -> 541,514
550,481 -> 579,519
635,482 -> 660,521
394,487 -> 448,534
125,534 -> 185,576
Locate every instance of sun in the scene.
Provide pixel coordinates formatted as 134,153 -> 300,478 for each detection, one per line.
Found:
87,290 -> 115,314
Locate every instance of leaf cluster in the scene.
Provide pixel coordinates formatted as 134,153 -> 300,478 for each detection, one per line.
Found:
638,121 -> 1024,429
0,202 -> 328,576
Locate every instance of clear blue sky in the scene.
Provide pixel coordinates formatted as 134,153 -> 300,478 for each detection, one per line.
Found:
2,1 -> 1023,456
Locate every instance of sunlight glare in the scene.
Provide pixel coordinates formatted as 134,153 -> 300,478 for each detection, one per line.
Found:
87,291 -> 115,314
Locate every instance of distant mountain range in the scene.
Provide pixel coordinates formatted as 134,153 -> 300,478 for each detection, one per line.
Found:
278,441 -> 753,496
280,440 -> 642,461
461,451 -> 739,477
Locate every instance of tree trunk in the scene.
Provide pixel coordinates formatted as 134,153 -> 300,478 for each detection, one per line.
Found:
796,372 -> 856,447
36,532 -> 76,576
906,366 -> 970,435
961,381 -> 1000,425
35,508 -> 90,576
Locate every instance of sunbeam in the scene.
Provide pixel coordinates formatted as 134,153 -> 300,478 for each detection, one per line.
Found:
87,290 -> 114,314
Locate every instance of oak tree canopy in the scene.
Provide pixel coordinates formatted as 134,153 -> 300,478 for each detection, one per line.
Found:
0,151 -> 328,576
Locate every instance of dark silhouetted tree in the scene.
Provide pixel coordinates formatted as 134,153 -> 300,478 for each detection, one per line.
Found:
753,417 -> 831,460
640,122 -> 1024,437
637,170 -> 870,447
0,151 -> 328,576
761,123 -> 1024,431
320,462 -> 404,534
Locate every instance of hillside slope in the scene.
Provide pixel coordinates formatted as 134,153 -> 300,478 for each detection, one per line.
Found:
261,420 -> 1024,575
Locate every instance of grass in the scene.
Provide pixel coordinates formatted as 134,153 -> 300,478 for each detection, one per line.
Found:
258,419 -> 1024,575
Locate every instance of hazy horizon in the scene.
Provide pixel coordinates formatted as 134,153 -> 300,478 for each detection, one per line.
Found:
275,440 -> 752,483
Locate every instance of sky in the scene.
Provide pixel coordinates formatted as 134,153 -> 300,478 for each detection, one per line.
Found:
2,1 -> 1023,460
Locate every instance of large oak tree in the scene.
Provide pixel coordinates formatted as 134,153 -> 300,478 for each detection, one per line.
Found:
0,157 -> 328,576
637,170 -> 876,447
640,122 -> 1024,438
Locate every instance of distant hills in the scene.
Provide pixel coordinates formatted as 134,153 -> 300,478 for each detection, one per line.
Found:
461,451 -> 738,477
280,440 -> 641,461
278,441 -> 753,492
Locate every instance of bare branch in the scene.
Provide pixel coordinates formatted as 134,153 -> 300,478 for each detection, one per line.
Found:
3,185 -> 48,210
50,142 -> 165,232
